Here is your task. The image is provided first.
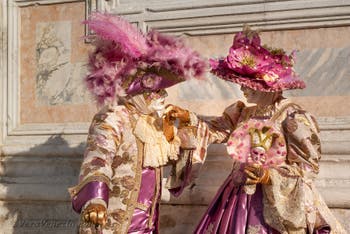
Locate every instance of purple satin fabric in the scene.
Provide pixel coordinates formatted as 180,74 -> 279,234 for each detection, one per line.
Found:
72,181 -> 109,213
128,230 -> 154,234
128,167 -> 158,233
194,169 -> 279,234
313,225 -> 331,234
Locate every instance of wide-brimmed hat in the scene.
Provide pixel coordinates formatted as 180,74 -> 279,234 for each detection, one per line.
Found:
85,12 -> 206,104
210,28 -> 305,92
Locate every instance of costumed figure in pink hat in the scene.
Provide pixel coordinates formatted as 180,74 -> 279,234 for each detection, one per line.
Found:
68,12 -> 206,234
166,27 -> 346,233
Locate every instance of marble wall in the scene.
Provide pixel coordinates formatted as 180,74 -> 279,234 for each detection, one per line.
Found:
171,27 -> 350,117
1,0 -> 350,233
19,2 -> 97,124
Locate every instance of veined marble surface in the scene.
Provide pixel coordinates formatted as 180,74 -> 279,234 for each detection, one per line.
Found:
35,21 -> 88,105
178,47 -> 350,100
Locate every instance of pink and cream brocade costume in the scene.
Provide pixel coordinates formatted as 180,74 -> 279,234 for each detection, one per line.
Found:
68,12 -> 206,234
167,28 -> 346,234
71,104 -> 177,233
167,99 -> 346,234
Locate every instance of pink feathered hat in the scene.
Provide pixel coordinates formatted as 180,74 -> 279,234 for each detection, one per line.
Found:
210,28 -> 305,92
85,12 -> 206,104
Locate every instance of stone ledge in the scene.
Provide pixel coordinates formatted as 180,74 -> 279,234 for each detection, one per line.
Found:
0,201 -> 349,234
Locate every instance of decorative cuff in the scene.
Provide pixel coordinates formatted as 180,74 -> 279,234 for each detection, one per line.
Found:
71,181 -> 109,213
81,198 -> 107,213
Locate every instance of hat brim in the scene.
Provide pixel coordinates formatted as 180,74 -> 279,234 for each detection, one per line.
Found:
211,63 -> 306,92
126,68 -> 185,96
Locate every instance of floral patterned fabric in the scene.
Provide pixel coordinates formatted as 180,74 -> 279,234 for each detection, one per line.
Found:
70,104 -> 168,234
170,98 -> 346,234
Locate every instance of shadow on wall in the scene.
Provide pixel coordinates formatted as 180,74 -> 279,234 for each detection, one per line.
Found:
1,134 -> 85,234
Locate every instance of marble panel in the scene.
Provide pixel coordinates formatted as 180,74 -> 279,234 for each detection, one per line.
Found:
35,21 -> 89,105
19,2 -> 97,124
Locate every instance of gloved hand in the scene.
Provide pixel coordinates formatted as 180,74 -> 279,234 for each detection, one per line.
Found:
82,203 -> 107,227
244,164 -> 270,185
163,112 -> 175,142
164,105 -> 190,125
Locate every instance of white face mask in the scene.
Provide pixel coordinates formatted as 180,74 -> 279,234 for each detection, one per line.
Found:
148,96 -> 166,118
144,90 -> 168,118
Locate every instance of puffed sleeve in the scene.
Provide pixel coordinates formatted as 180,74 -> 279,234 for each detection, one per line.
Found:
69,105 -> 124,213
283,109 -> 321,176
191,100 -> 245,162
166,101 -> 245,193
262,106 -> 341,233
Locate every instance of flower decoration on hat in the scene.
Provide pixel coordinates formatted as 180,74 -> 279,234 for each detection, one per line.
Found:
84,12 -> 206,104
210,26 -> 305,92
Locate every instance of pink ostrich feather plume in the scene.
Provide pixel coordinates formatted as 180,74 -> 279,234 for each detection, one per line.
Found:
84,12 -> 149,58
86,39 -> 134,105
84,13 -> 207,105
145,30 -> 207,80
